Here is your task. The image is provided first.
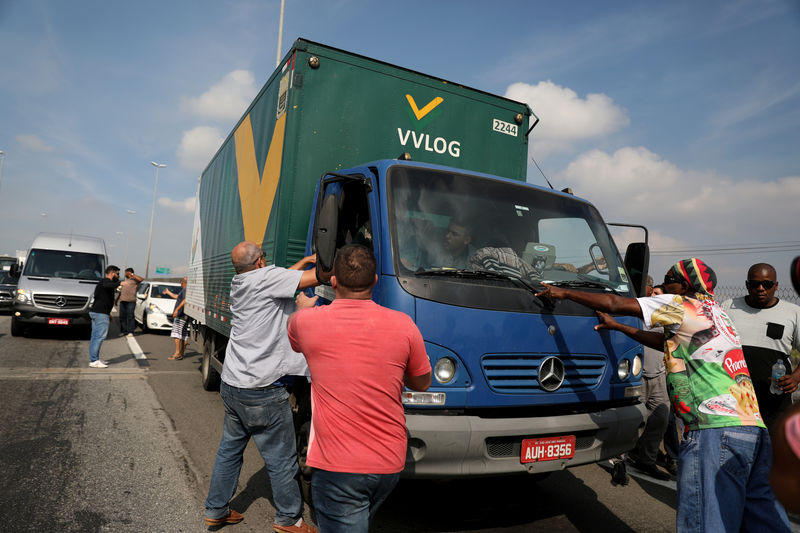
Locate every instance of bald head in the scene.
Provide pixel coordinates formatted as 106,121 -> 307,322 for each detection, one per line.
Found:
748,263 -> 776,280
231,241 -> 265,273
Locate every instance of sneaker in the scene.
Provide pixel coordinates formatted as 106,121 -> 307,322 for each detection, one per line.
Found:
611,460 -> 629,486
126,333 -> 134,338
89,360 -> 108,368
204,509 -> 243,526
273,520 -> 318,533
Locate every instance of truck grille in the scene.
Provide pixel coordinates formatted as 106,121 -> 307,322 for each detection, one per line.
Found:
33,294 -> 89,310
481,353 -> 606,394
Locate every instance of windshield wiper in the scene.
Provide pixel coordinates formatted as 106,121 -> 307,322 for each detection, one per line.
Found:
544,279 -> 622,295
415,269 -> 550,307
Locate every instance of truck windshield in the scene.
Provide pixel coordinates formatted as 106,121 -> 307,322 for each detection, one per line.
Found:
388,166 -> 633,311
22,249 -> 105,281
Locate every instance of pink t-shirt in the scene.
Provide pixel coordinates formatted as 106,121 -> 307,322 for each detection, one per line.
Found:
288,299 -> 430,474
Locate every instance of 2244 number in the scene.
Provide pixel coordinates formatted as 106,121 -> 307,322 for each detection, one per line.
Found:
492,119 -> 518,137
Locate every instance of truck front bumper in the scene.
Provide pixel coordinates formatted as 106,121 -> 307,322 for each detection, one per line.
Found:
403,402 -> 647,477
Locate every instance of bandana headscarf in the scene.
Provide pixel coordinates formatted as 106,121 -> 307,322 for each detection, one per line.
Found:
668,258 -> 717,299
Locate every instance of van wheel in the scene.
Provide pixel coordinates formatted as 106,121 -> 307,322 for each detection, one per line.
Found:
10,317 -> 23,337
296,421 -> 313,506
201,333 -> 221,391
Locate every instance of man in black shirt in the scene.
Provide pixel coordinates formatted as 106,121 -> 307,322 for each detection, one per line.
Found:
88,265 -> 126,368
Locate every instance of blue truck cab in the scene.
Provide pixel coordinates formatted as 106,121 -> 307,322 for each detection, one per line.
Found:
307,159 -> 648,477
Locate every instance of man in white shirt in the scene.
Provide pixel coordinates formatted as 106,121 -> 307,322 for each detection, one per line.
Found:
204,241 -> 319,533
722,263 -> 800,428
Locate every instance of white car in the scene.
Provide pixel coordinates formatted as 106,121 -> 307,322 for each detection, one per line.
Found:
134,281 -> 181,332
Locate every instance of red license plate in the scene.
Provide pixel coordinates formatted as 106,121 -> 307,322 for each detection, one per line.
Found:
48,318 -> 70,325
521,435 -> 576,463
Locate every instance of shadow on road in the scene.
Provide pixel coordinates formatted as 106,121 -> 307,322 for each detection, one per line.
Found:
376,470 -> 656,532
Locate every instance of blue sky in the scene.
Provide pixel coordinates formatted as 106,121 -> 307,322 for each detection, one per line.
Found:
1,0 -> 798,289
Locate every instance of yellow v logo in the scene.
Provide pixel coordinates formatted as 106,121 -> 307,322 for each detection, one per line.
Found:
405,94 -> 444,120
234,113 -> 286,246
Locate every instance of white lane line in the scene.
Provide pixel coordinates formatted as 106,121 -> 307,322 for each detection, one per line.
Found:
127,335 -> 147,360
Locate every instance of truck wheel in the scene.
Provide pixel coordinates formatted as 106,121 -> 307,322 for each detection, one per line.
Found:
296,421 -> 313,506
10,317 -> 23,337
201,333 -> 221,391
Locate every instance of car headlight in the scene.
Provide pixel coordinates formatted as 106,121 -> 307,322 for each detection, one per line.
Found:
16,289 -> 30,303
434,357 -> 456,384
617,359 -> 631,380
148,303 -> 163,313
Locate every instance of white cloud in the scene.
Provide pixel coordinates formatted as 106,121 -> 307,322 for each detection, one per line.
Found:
158,196 -> 196,215
505,81 -> 629,157
177,126 -> 224,171
16,134 -> 53,152
558,145 -> 800,247
181,70 -> 258,120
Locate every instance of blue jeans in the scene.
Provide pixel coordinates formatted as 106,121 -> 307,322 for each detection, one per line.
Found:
205,382 -> 303,526
676,425 -> 790,533
118,301 -> 135,334
311,469 -> 400,533
89,312 -> 110,362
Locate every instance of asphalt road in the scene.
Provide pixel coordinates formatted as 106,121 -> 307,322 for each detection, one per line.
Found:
1,311 -> 797,532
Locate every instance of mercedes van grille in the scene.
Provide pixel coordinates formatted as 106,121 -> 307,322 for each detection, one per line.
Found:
33,294 -> 89,310
481,353 -> 606,393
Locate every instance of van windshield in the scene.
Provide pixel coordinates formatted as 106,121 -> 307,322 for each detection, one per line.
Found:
388,166 -> 633,310
22,249 -> 105,280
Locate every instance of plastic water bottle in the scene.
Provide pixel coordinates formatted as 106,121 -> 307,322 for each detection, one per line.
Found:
770,359 -> 786,395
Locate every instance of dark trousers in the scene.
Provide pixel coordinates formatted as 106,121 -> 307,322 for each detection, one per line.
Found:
119,301 -> 135,334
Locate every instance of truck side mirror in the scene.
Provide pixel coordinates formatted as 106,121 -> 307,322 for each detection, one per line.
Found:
9,262 -> 20,278
314,192 -> 339,285
624,242 -> 649,297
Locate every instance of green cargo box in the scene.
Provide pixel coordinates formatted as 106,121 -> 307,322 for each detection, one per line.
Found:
186,38 -> 533,333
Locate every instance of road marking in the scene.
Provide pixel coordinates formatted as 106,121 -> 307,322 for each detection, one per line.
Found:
127,335 -> 146,360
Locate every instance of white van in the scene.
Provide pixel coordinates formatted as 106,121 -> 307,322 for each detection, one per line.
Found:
10,233 -> 107,336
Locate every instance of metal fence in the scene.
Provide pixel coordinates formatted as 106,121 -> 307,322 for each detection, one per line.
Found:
713,286 -> 800,306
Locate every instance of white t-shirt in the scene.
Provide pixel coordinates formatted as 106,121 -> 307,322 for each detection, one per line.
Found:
221,265 -> 307,388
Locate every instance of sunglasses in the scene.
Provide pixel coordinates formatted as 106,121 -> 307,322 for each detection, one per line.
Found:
746,279 -> 776,290
663,275 -> 683,285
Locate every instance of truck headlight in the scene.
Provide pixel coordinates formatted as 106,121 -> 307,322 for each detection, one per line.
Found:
617,359 -> 631,380
16,289 -> 30,303
434,357 -> 456,384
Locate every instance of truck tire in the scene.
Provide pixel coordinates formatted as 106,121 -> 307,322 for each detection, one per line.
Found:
201,332 -> 221,391
10,316 -> 23,337
296,420 -> 313,506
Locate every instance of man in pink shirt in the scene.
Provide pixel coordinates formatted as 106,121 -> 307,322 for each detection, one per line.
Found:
288,244 -> 431,532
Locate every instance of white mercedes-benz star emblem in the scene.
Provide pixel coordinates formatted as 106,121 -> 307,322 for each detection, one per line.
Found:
538,356 -> 565,392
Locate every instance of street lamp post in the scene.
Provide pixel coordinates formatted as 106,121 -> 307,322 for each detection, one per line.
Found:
145,161 -> 166,278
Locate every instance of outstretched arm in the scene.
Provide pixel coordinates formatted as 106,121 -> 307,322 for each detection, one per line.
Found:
536,284 -> 644,318
595,311 -> 664,351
